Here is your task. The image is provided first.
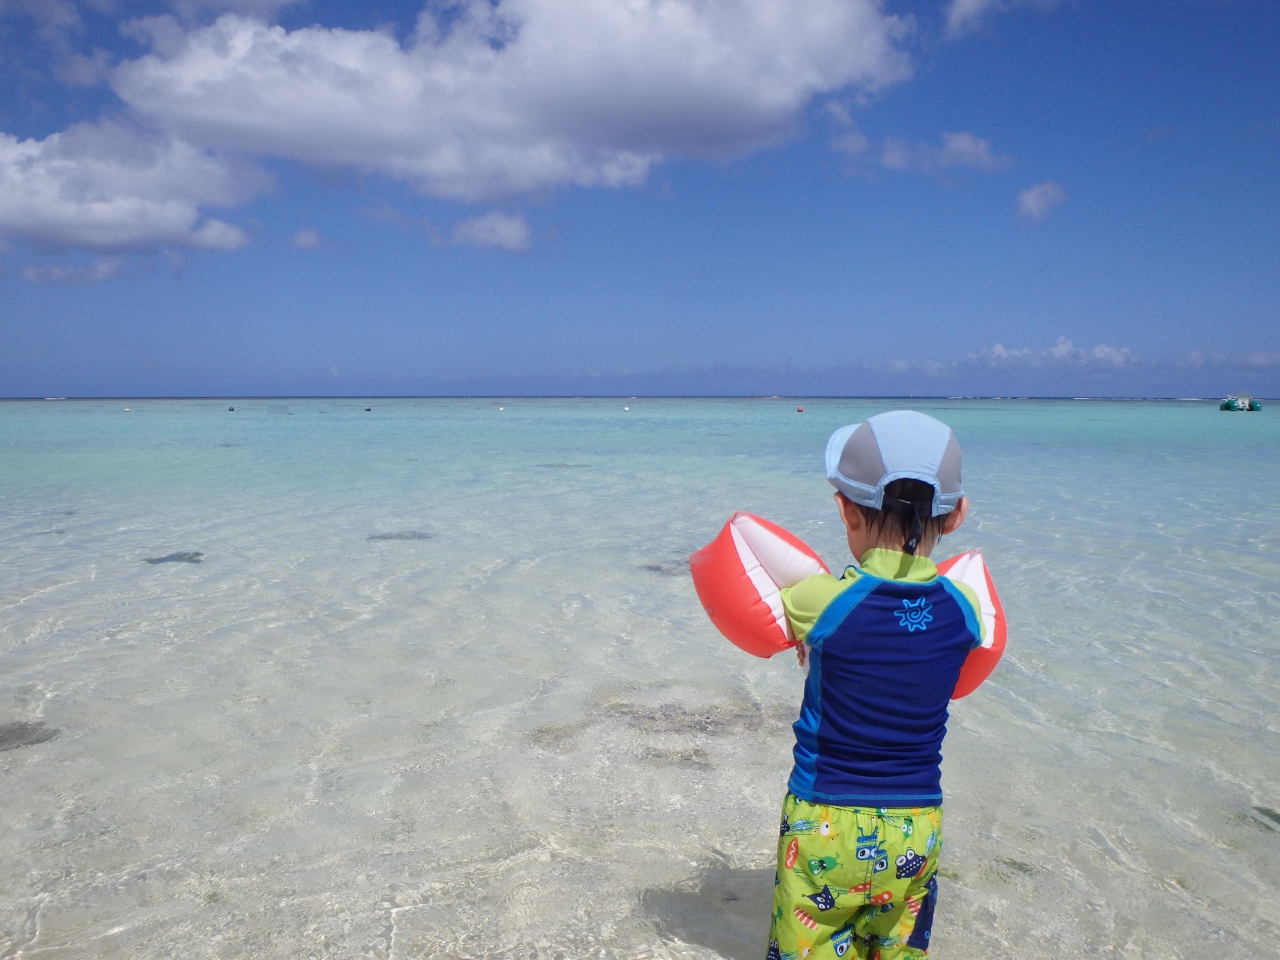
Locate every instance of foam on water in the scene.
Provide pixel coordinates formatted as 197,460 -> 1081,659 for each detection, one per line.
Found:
1,398 -> 1278,959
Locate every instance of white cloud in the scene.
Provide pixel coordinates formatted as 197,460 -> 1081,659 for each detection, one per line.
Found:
945,0 -> 1061,38
0,0 -> 82,38
825,102 -> 870,160
1017,179 -> 1066,221
290,228 -> 323,249
0,120 -> 266,251
451,212 -> 531,252
945,0 -> 999,36
53,48 -> 113,87
881,130 -> 1013,172
168,0 -> 305,18
111,2 -> 912,202
978,337 -> 1130,369
21,255 -> 125,283
3,0 -> 914,262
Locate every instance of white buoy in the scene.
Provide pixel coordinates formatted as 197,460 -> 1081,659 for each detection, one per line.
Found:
499,406 -> 504,411
624,406 -> 630,411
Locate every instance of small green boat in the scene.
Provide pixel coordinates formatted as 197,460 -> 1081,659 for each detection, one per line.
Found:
1220,394 -> 1262,411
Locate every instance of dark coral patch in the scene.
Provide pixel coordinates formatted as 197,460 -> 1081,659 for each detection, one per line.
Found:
144,551 -> 204,564
0,721 -> 59,752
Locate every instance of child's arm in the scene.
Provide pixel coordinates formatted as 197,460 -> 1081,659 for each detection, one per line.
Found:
781,572 -> 856,667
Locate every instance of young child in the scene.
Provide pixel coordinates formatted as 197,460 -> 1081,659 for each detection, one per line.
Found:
766,411 -> 982,960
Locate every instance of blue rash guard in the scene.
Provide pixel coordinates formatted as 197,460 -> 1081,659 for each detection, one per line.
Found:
780,548 -> 984,808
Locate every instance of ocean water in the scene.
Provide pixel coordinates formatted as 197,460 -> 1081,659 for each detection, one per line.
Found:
1,397 -> 1278,960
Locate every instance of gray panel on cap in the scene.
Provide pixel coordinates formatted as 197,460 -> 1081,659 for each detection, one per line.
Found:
935,434 -> 962,496
838,422 -> 887,489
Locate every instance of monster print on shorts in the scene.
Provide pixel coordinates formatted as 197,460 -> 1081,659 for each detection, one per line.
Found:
766,794 -> 942,960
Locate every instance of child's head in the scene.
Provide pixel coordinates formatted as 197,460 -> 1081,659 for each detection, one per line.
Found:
824,411 -> 968,560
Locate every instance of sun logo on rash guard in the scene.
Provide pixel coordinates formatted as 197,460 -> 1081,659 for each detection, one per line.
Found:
894,597 -> 933,633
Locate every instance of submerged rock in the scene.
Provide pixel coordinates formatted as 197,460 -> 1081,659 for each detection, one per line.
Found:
604,700 -> 763,736
367,531 -> 433,541
144,551 -> 204,564
641,560 -> 688,576
0,721 -> 59,752
1253,805 -> 1280,830
639,745 -> 713,768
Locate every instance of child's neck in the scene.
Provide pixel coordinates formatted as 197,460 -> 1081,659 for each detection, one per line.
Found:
854,535 -> 937,563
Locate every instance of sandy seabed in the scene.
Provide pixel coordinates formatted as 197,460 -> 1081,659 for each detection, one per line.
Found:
2,398 -> 1278,959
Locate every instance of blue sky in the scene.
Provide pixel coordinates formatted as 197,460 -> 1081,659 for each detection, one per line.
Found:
0,0 -> 1277,397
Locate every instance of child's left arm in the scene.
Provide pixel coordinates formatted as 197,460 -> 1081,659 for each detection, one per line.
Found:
781,571 -> 859,668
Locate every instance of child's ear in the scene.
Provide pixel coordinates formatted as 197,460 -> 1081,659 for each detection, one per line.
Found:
835,492 -> 860,532
941,497 -> 968,535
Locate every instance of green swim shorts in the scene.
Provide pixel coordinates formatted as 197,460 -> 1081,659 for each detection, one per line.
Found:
766,794 -> 942,960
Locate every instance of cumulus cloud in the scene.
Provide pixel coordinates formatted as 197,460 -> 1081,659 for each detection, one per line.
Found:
21,255 -> 125,283
0,120 -> 266,251
451,212 -> 531,252
1017,179 -> 1066,221
290,228 -> 323,249
881,130 -> 1013,172
111,2 -> 912,202
3,0 -> 914,263
976,337 -> 1131,369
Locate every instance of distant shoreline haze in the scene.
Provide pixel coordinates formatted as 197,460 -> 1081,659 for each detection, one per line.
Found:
2,355 -> 1276,403
2,395 -> 1273,402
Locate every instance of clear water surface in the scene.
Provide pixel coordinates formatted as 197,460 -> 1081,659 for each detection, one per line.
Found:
1,398 -> 1278,959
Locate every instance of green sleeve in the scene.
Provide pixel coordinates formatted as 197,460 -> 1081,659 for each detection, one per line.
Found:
781,572 -> 856,646
950,580 -> 987,646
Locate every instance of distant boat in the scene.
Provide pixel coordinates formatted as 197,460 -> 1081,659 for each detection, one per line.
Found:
1220,394 -> 1262,411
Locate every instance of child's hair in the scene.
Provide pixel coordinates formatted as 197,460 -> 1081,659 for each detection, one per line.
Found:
846,479 -> 947,554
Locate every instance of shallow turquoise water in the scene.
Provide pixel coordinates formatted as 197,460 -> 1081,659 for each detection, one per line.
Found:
1,398 -> 1278,959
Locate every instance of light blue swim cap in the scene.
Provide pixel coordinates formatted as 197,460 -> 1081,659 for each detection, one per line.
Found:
825,410 -> 963,518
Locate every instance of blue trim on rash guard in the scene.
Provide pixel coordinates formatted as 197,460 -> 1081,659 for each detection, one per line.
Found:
787,575 -> 880,800
810,573 -> 884,646
786,644 -> 822,800
939,578 -> 983,650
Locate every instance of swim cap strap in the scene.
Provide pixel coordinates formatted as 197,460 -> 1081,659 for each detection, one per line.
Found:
883,496 -> 932,556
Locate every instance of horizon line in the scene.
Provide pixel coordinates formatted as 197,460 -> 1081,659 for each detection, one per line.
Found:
0,395 -> 1256,403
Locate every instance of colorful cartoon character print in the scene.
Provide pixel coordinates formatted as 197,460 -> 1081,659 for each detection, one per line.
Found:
875,810 -> 915,838
772,797 -> 943,960
780,814 -> 820,837
784,838 -> 800,871
807,854 -> 840,875
855,825 -> 889,872
805,885 -> 836,912
855,825 -> 881,861
895,849 -> 926,880
793,908 -> 819,931
780,937 -> 814,960
830,924 -> 856,958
